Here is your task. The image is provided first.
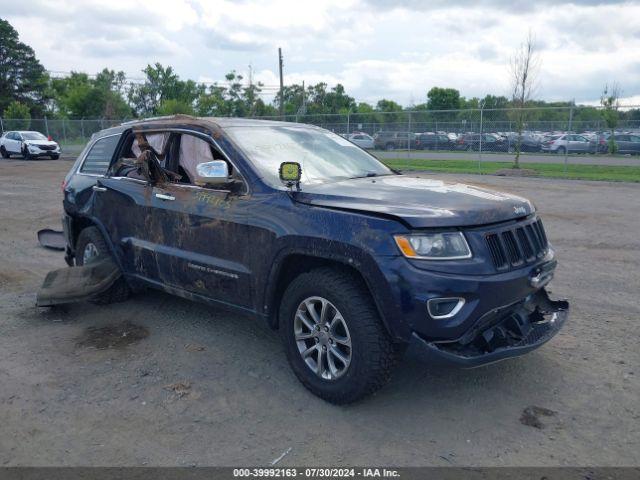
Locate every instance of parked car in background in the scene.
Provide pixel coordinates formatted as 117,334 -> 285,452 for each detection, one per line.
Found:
505,133 -> 542,152
347,133 -> 375,149
373,131 -> 417,150
416,132 -> 454,150
456,133 -> 509,152
611,134 -> 640,155
0,131 -> 61,159
541,134 -> 591,154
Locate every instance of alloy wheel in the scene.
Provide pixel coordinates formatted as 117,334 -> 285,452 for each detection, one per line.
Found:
293,296 -> 352,381
82,242 -> 99,264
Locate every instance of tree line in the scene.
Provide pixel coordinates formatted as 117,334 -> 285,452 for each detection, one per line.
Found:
1,18 -> 639,131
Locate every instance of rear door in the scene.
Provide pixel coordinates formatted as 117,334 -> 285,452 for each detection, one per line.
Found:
89,131 -> 168,282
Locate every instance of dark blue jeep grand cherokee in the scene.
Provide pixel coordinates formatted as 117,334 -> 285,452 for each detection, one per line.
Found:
56,115 -> 568,404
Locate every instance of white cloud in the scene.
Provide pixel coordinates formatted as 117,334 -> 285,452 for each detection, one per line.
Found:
1,0 -> 639,106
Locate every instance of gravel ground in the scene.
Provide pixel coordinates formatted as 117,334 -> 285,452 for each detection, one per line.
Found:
0,157 -> 638,467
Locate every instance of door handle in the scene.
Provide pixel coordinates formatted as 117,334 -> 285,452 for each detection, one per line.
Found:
155,193 -> 175,201
92,185 -> 107,192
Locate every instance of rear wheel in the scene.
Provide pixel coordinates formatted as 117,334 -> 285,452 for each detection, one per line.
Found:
556,146 -> 566,155
279,267 -> 405,404
0,146 -> 9,158
76,226 -> 130,305
385,143 -> 395,151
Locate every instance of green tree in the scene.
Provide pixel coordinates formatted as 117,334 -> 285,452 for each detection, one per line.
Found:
600,83 -> 620,154
3,100 -> 31,129
49,69 -> 131,118
0,19 -> 49,116
128,63 -> 202,116
426,87 -> 461,111
157,98 -> 195,115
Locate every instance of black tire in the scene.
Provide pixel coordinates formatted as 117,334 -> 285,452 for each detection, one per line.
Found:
76,226 -> 130,305
21,146 -> 32,160
0,146 -> 9,158
279,267 -> 405,404
50,154 -> 59,160
556,146 -> 566,155
385,143 -> 395,151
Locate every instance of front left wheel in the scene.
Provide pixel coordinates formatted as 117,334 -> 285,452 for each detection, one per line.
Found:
279,267 -> 405,404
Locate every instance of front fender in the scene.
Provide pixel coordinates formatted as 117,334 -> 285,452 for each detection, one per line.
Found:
263,238 -> 411,342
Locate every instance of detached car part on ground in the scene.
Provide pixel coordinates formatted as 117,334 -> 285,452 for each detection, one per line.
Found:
38,115 -> 569,404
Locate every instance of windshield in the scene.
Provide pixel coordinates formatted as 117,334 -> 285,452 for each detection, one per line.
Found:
225,126 -> 394,186
21,132 -> 47,140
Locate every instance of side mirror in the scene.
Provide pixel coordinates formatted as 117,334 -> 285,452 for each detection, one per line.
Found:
195,160 -> 229,186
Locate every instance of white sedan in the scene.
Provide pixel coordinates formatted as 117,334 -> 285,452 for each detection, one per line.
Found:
0,130 -> 61,159
347,133 -> 375,149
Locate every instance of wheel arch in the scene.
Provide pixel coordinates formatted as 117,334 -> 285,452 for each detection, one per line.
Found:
263,245 -> 407,342
69,214 -> 123,270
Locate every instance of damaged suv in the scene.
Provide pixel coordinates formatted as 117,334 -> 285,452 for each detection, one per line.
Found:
43,115 -> 568,404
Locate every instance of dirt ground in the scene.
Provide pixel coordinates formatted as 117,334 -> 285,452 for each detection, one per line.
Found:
0,157 -> 638,467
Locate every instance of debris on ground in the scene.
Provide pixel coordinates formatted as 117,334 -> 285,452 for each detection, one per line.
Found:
37,229 -> 66,251
76,321 -> 149,350
185,343 -> 205,352
270,447 -> 292,466
520,405 -> 557,429
164,381 -> 192,398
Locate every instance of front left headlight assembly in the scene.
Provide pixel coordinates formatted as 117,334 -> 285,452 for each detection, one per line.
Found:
394,232 -> 472,260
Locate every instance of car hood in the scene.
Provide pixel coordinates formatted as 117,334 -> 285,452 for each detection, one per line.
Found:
292,175 -> 535,228
24,140 -> 58,147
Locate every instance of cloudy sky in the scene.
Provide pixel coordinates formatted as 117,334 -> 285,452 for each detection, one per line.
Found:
2,0 -> 640,106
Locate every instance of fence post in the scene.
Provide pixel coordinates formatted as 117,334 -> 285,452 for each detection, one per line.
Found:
80,118 -> 85,139
0,117 -> 3,135
62,118 -> 67,143
407,111 -> 412,158
346,112 -> 350,135
478,105 -> 484,171
564,105 -> 573,176
44,115 -> 50,137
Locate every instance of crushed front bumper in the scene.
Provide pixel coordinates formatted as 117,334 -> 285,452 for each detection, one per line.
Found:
413,288 -> 568,368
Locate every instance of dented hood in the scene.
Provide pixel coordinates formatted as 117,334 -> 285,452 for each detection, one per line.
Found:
293,175 -> 535,228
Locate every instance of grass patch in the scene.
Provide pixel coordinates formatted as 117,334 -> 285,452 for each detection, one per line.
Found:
382,158 -> 640,182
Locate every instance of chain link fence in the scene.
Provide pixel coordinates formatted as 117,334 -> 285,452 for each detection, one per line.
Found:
1,105 -> 639,157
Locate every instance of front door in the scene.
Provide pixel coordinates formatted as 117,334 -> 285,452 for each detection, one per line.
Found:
148,182 -> 254,309
139,131 -> 254,310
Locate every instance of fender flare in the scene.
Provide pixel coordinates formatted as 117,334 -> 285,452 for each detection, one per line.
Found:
263,239 -> 411,342
69,214 -> 126,272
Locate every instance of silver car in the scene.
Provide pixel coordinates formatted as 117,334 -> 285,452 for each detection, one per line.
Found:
541,134 -> 592,154
347,133 -> 374,149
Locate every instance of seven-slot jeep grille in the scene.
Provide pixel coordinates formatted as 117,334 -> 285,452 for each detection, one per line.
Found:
485,219 -> 548,270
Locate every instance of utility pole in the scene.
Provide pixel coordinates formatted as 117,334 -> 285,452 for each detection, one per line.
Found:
278,47 -> 284,118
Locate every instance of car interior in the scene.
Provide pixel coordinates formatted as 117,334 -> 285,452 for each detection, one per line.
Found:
115,130 -> 241,189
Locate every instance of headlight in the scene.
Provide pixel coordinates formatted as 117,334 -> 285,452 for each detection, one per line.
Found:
394,232 -> 471,260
